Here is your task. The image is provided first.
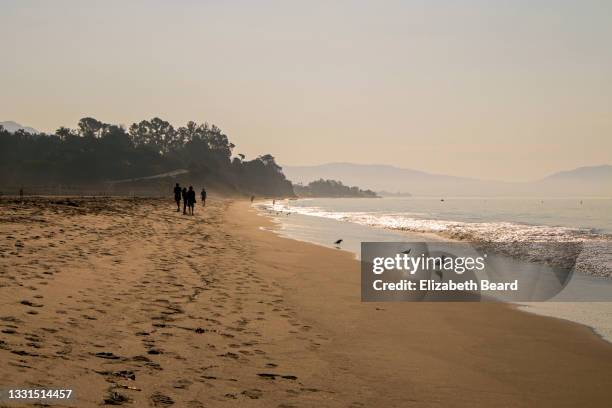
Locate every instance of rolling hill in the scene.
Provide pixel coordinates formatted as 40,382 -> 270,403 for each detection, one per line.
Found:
283,163 -> 612,197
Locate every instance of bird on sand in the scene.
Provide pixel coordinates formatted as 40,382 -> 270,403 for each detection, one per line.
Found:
334,239 -> 343,246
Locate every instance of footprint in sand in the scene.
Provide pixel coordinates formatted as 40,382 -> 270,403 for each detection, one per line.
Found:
1,328 -> 17,334
241,389 -> 263,399
150,392 -> 175,406
20,299 -> 43,308
104,391 -> 131,405
172,378 -> 192,389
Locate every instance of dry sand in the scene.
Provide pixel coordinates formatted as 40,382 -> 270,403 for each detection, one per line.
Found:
0,197 -> 611,407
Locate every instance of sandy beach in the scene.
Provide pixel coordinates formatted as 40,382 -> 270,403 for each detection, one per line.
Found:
1,197 -> 612,407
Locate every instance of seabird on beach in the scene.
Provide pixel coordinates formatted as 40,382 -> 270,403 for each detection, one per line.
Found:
334,239 -> 343,246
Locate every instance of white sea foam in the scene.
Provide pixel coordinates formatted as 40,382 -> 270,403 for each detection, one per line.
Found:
258,201 -> 612,277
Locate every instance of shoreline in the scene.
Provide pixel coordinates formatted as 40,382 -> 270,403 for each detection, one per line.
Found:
256,198 -> 612,342
236,200 -> 612,406
0,197 -> 611,407
516,301 -> 612,344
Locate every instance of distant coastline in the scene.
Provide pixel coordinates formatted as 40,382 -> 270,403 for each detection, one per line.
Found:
284,162 -> 612,197
293,179 -> 378,198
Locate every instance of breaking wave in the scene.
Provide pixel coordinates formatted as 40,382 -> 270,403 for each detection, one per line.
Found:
258,201 -> 612,277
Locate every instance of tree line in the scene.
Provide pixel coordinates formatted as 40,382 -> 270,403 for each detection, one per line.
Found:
0,117 -> 294,196
293,179 -> 378,197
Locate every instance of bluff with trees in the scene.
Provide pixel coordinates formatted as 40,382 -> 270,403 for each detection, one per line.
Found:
293,179 -> 378,198
0,117 -> 294,197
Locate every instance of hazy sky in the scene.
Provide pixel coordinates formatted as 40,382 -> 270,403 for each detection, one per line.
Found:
1,0 -> 611,181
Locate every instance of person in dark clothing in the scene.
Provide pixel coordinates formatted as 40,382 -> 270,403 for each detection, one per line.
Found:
182,187 -> 188,214
200,188 -> 207,207
187,186 -> 196,215
173,183 -> 182,212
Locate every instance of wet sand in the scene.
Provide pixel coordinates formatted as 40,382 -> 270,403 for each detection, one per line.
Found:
0,197 -> 611,407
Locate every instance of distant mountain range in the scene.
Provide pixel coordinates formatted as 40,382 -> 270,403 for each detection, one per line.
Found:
283,163 -> 612,197
0,121 -> 39,134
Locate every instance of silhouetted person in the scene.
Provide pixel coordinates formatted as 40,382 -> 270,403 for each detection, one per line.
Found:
182,187 -> 188,214
201,188 -> 207,207
173,183 -> 182,212
19,187 -> 24,200
250,195 -> 255,203
187,186 -> 196,215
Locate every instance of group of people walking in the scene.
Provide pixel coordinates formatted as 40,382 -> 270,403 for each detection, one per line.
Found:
174,183 -> 206,215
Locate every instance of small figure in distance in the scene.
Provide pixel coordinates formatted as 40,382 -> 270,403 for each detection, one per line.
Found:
187,186 -> 196,215
19,187 -> 24,201
182,187 -> 188,215
250,195 -> 255,203
201,187 -> 207,207
173,183 -> 182,212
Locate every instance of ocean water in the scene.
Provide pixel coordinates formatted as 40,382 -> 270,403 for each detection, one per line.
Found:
262,197 -> 612,276
269,196 -> 612,238
256,197 -> 612,342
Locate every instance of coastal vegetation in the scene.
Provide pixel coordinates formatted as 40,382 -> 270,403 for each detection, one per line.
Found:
0,118 -> 294,196
293,179 -> 378,198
